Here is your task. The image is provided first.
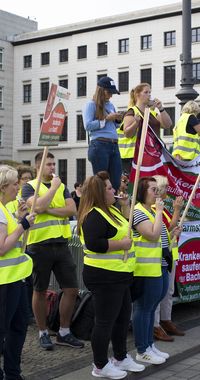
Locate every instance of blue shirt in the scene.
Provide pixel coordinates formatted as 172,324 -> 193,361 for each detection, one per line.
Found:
82,100 -> 119,140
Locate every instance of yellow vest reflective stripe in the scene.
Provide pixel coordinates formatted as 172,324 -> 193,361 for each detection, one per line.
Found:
80,206 -> 135,273
117,107 -> 157,159
133,202 -> 162,277
0,202 -> 32,285
172,113 -> 200,160
27,179 -> 71,245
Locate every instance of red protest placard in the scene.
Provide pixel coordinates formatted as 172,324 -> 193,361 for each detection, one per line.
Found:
39,83 -> 70,146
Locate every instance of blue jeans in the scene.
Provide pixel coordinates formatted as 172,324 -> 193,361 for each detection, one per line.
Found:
88,140 -> 122,191
0,281 -> 29,380
133,267 -> 169,354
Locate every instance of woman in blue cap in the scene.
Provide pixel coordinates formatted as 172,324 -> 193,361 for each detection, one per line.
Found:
83,76 -> 123,191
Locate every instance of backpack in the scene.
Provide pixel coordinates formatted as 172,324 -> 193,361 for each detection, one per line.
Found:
46,289 -> 95,341
46,290 -> 62,332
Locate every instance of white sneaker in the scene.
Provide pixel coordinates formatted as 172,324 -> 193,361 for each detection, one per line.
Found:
136,347 -> 166,365
151,344 -> 169,359
111,353 -> 145,372
92,361 -> 127,379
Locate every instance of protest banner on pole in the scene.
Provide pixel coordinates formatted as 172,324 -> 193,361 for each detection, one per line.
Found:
22,84 -> 70,251
124,107 -> 150,262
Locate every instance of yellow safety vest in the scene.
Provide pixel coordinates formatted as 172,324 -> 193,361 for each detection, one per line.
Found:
6,189 -> 22,217
134,202 -> 164,277
172,113 -> 200,160
27,179 -> 71,245
80,206 -> 135,272
151,206 -> 179,261
0,202 -> 32,285
117,107 -> 157,159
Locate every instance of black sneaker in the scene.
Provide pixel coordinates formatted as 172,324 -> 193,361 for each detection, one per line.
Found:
56,332 -> 84,348
39,332 -> 54,350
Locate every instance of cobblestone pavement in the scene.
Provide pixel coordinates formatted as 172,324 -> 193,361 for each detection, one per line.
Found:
143,352 -> 200,380
21,301 -> 200,380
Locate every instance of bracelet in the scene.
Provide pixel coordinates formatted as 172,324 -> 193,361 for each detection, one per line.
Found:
20,216 -> 30,231
159,108 -> 165,113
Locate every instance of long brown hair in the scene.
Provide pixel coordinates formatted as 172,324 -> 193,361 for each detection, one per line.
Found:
93,86 -> 106,120
77,171 -> 121,235
129,83 -> 150,107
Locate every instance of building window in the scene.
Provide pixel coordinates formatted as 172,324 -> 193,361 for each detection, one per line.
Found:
193,62 -> 200,84
40,81 -> 49,101
140,68 -> 152,86
118,71 -> 129,92
192,27 -> 200,43
77,45 -> 87,59
0,87 -> 3,108
164,31 -> 176,46
59,116 -> 68,141
118,38 -> 129,53
59,49 -> 68,62
0,48 -> 3,70
24,55 -> 32,68
0,126 -> 2,147
58,159 -> 67,185
23,119 -> 31,144
77,115 -> 86,141
22,160 -> 31,166
23,84 -> 31,103
76,158 -> 86,184
41,52 -> 50,65
164,65 -> 175,87
163,107 -> 175,136
59,78 -> 68,89
77,77 -> 87,97
97,42 -> 107,56
141,35 -> 152,50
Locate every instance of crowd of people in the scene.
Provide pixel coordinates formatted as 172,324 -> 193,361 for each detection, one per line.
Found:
0,77 -> 200,380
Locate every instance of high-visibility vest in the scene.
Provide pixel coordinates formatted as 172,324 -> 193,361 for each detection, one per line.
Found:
117,106 -> 157,159
80,206 -> 135,273
6,189 -> 22,217
27,179 -> 71,245
151,206 -> 179,261
172,113 -> 200,160
133,202 -> 164,277
0,202 -> 32,285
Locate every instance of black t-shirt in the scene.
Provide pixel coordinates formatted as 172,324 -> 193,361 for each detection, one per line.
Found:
22,181 -> 71,245
186,114 -> 200,135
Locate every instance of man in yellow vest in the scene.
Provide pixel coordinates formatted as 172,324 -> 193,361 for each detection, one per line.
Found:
22,152 -> 84,350
172,100 -> 200,161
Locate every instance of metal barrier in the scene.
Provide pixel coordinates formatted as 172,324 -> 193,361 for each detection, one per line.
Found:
49,222 -> 86,291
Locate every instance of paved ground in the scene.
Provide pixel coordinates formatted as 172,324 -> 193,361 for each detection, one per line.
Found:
21,301 -> 200,380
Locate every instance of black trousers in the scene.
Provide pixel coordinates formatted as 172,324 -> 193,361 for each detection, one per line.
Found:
0,281 -> 28,380
83,268 -> 132,368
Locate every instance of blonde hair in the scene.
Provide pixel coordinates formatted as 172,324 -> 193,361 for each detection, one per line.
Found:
181,101 -> 200,116
93,86 -> 106,120
0,165 -> 18,192
129,83 -> 151,107
153,175 -> 169,196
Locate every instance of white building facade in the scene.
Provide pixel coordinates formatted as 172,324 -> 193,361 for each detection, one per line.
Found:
11,1 -> 200,189
0,10 -> 37,160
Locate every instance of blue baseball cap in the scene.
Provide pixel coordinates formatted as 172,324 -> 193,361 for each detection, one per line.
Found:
97,76 -> 120,95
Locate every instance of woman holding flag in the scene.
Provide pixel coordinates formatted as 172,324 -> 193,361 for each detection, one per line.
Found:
117,83 -> 172,174
132,176 -> 181,365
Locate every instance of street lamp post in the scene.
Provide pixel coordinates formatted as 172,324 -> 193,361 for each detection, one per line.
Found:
176,0 -> 199,105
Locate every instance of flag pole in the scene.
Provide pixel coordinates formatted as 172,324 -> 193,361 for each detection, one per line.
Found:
169,172 -> 200,252
22,146 -> 48,252
124,107 -> 150,262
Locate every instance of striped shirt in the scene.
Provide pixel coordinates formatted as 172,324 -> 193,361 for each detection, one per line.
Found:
133,209 -> 168,267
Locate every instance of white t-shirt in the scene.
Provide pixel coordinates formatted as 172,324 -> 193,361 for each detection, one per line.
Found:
0,209 -> 8,225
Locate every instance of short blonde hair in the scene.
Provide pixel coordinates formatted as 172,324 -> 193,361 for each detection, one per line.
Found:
153,175 -> 169,196
0,165 -> 18,191
181,101 -> 200,116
